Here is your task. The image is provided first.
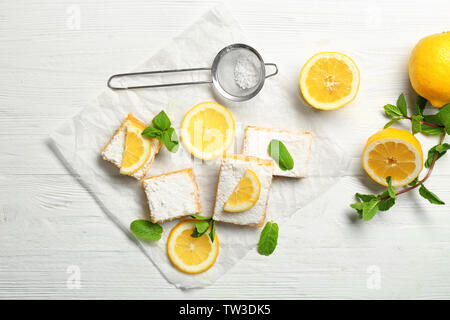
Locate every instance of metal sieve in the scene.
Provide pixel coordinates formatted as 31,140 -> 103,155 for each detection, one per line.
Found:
107,43 -> 278,102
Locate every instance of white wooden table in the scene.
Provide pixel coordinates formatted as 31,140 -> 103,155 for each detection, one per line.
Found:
1,0 -> 450,299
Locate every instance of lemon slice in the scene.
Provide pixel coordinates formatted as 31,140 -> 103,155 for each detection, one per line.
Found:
299,52 -> 360,110
180,101 -> 235,160
120,119 -> 151,175
362,128 -> 423,187
167,220 -> 219,274
224,169 -> 261,212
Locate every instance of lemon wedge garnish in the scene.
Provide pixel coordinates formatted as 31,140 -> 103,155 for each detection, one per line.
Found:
180,101 -> 235,160
167,220 -> 219,274
224,169 -> 261,213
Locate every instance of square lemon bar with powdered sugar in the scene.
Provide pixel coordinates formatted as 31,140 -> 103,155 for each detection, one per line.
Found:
142,168 -> 202,223
212,154 -> 274,227
101,113 -> 162,180
242,126 -> 312,178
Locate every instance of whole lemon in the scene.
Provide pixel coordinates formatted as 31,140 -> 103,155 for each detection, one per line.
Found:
409,31 -> 450,108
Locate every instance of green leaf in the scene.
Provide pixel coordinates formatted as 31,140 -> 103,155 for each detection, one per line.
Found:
350,203 -> 363,218
384,117 -> 402,129
408,177 -> 419,186
386,176 -> 396,199
419,184 -> 445,205
420,125 -> 445,135
437,103 -> 450,135
378,197 -> 395,211
209,220 -> 216,243
152,110 -> 171,131
425,143 -> 450,168
196,220 -> 210,233
190,214 -> 212,221
268,139 -> 294,171
355,193 -> 377,202
130,220 -> 162,241
142,126 -> 162,138
411,115 -> 423,134
436,143 -> 450,153
161,127 -> 179,153
384,104 -> 403,118
257,221 -> 279,256
191,220 -> 210,238
396,93 -> 408,117
415,95 -> 427,115
423,114 -> 443,126
362,198 -> 379,221
350,202 -> 364,210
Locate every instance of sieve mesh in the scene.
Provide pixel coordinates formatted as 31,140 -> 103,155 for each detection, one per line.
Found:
215,48 -> 264,98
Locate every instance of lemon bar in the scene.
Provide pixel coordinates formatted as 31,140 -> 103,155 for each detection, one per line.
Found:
212,154 -> 274,227
142,168 -> 202,223
101,114 -> 162,180
242,126 -> 312,178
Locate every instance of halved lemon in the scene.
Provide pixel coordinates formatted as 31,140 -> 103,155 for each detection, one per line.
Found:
167,220 -> 219,274
120,117 -> 151,175
299,52 -> 360,110
180,101 -> 235,160
224,169 -> 261,212
362,128 -> 423,187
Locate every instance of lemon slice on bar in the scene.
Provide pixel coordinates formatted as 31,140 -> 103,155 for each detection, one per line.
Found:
224,169 -> 261,212
120,119 -> 151,175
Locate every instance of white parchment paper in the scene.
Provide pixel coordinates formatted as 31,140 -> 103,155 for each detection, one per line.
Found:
49,4 -> 350,288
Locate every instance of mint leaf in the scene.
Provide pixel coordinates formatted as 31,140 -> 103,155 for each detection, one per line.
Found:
408,177 -> 419,186
421,125 -> 445,135
152,110 -> 171,131
190,214 -> 212,221
419,184 -> 445,205
355,193 -> 377,202
362,198 -> 379,221
350,203 -> 363,218
386,176 -> 396,199
350,202 -> 364,210
161,127 -> 179,152
209,220 -> 216,243
384,117 -> 402,129
411,115 -> 423,134
379,197 -> 395,211
415,95 -> 427,115
142,126 -> 162,138
196,221 -> 210,234
258,221 -> 278,256
396,93 -> 408,117
384,104 -> 403,118
268,139 -> 294,171
130,220 -> 162,241
437,103 -> 450,134
191,220 -> 210,238
423,114 -> 443,126
425,143 -> 450,168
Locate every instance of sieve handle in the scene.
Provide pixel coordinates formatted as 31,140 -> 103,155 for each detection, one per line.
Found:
107,67 -> 212,90
264,63 -> 278,78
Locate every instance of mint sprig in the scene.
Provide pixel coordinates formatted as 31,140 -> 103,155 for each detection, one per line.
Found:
268,139 -> 294,171
142,110 -> 179,152
258,221 -> 279,256
189,215 -> 216,243
352,93 -> 448,221
383,94 -> 449,136
130,219 -> 163,241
